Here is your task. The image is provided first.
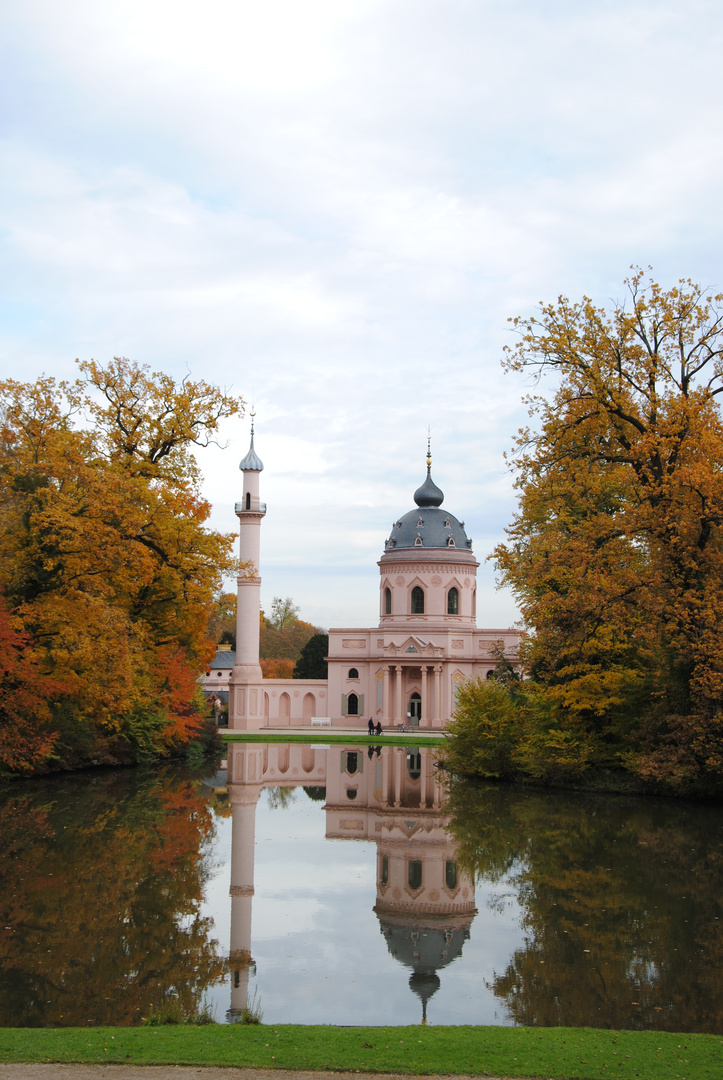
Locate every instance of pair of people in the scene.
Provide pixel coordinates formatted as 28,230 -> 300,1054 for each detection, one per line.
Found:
368,718 -> 383,736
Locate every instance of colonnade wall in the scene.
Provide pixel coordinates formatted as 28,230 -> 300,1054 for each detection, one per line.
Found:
228,677 -> 328,730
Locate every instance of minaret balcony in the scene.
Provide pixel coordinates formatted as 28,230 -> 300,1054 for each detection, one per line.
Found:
235,501 -> 267,515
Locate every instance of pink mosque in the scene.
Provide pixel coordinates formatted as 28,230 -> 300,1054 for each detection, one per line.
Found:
203,423 -> 519,730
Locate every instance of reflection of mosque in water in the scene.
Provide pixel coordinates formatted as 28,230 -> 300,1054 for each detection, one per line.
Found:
227,742 -> 476,1023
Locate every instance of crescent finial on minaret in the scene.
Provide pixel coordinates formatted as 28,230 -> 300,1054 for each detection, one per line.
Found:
239,408 -> 264,472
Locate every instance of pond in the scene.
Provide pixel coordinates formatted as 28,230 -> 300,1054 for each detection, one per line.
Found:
0,742 -> 721,1031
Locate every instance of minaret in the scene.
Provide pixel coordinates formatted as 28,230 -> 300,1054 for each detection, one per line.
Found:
229,413 -> 266,729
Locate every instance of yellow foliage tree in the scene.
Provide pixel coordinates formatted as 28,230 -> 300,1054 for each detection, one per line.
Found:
494,271 -> 723,790
0,358 -> 243,772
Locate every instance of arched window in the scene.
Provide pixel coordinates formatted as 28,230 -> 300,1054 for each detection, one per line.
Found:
348,668 -> 359,679
411,586 -> 425,614
408,860 -> 423,890
445,860 -> 458,889
447,586 -> 459,615
385,587 -> 392,615
347,692 -> 359,715
245,492 -> 251,510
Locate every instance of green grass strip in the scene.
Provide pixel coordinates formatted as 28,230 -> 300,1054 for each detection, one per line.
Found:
220,731 -> 446,747
0,1025 -> 720,1078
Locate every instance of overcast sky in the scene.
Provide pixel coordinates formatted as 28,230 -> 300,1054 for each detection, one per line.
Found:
2,0 -> 722,629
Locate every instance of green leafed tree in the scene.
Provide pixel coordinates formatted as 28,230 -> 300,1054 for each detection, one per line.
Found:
269,596 -> 300,630
293,633 -> 329,679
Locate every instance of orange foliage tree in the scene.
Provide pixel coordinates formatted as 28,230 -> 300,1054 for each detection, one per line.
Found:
260,658 -> 296,679
0,359 -> 243,773
493,271 -> 723,792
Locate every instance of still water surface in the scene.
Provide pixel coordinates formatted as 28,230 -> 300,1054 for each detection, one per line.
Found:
0,742 -> 721,1031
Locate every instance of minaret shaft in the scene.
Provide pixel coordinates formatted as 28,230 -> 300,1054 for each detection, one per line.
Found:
230,421 -> 265,727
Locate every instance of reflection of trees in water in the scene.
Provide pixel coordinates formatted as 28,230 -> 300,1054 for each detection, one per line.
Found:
445,777 -> 723,1033
0,769 -> 226,1027
265,786 -> 297,810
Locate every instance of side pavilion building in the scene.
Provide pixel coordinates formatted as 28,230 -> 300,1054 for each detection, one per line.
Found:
228,429 -> 519,731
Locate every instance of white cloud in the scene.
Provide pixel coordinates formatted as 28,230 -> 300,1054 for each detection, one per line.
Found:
2,0 -> 723,623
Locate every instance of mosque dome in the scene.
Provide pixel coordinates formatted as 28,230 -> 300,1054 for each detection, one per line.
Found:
384,450 -> 472,553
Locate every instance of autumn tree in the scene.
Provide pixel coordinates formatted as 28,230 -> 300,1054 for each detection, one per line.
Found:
260,657 -> 296,679
208,592 -> 237,648
269,596 -> 300,630
494,271 -> 723,790
259,605 -> 321,664
0,358 -> 243,773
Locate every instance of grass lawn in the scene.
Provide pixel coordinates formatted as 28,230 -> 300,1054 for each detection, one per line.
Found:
0,1024 -> 720,1079
220,731 -> 446,747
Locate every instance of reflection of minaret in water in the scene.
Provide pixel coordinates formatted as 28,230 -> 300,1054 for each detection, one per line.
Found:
373,748 -> 476,1023
225,742 -> 474,1024
227,745 -> 264,1021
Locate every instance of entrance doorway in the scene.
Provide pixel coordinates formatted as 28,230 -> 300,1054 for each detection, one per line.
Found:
408,692 -> 421,725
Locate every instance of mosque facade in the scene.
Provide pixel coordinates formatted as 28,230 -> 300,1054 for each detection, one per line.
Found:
225,426 -> 519,731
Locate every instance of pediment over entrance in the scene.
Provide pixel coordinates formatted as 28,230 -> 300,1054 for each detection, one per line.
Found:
383,636 -> 444,658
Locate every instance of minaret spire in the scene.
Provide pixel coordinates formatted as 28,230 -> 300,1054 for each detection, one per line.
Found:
239,408 -> 264,472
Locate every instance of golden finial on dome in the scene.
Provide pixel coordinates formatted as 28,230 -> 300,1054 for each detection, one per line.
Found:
426,426 -> 432,470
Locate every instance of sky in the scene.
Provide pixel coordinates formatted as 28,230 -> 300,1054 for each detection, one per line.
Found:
1,0 -> 722,629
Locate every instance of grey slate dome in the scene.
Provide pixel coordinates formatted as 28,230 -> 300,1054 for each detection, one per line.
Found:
384,460 -> 472,552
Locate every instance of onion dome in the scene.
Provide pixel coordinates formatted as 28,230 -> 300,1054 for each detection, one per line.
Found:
413,468 -> 444,508
239,414 -> 264,472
